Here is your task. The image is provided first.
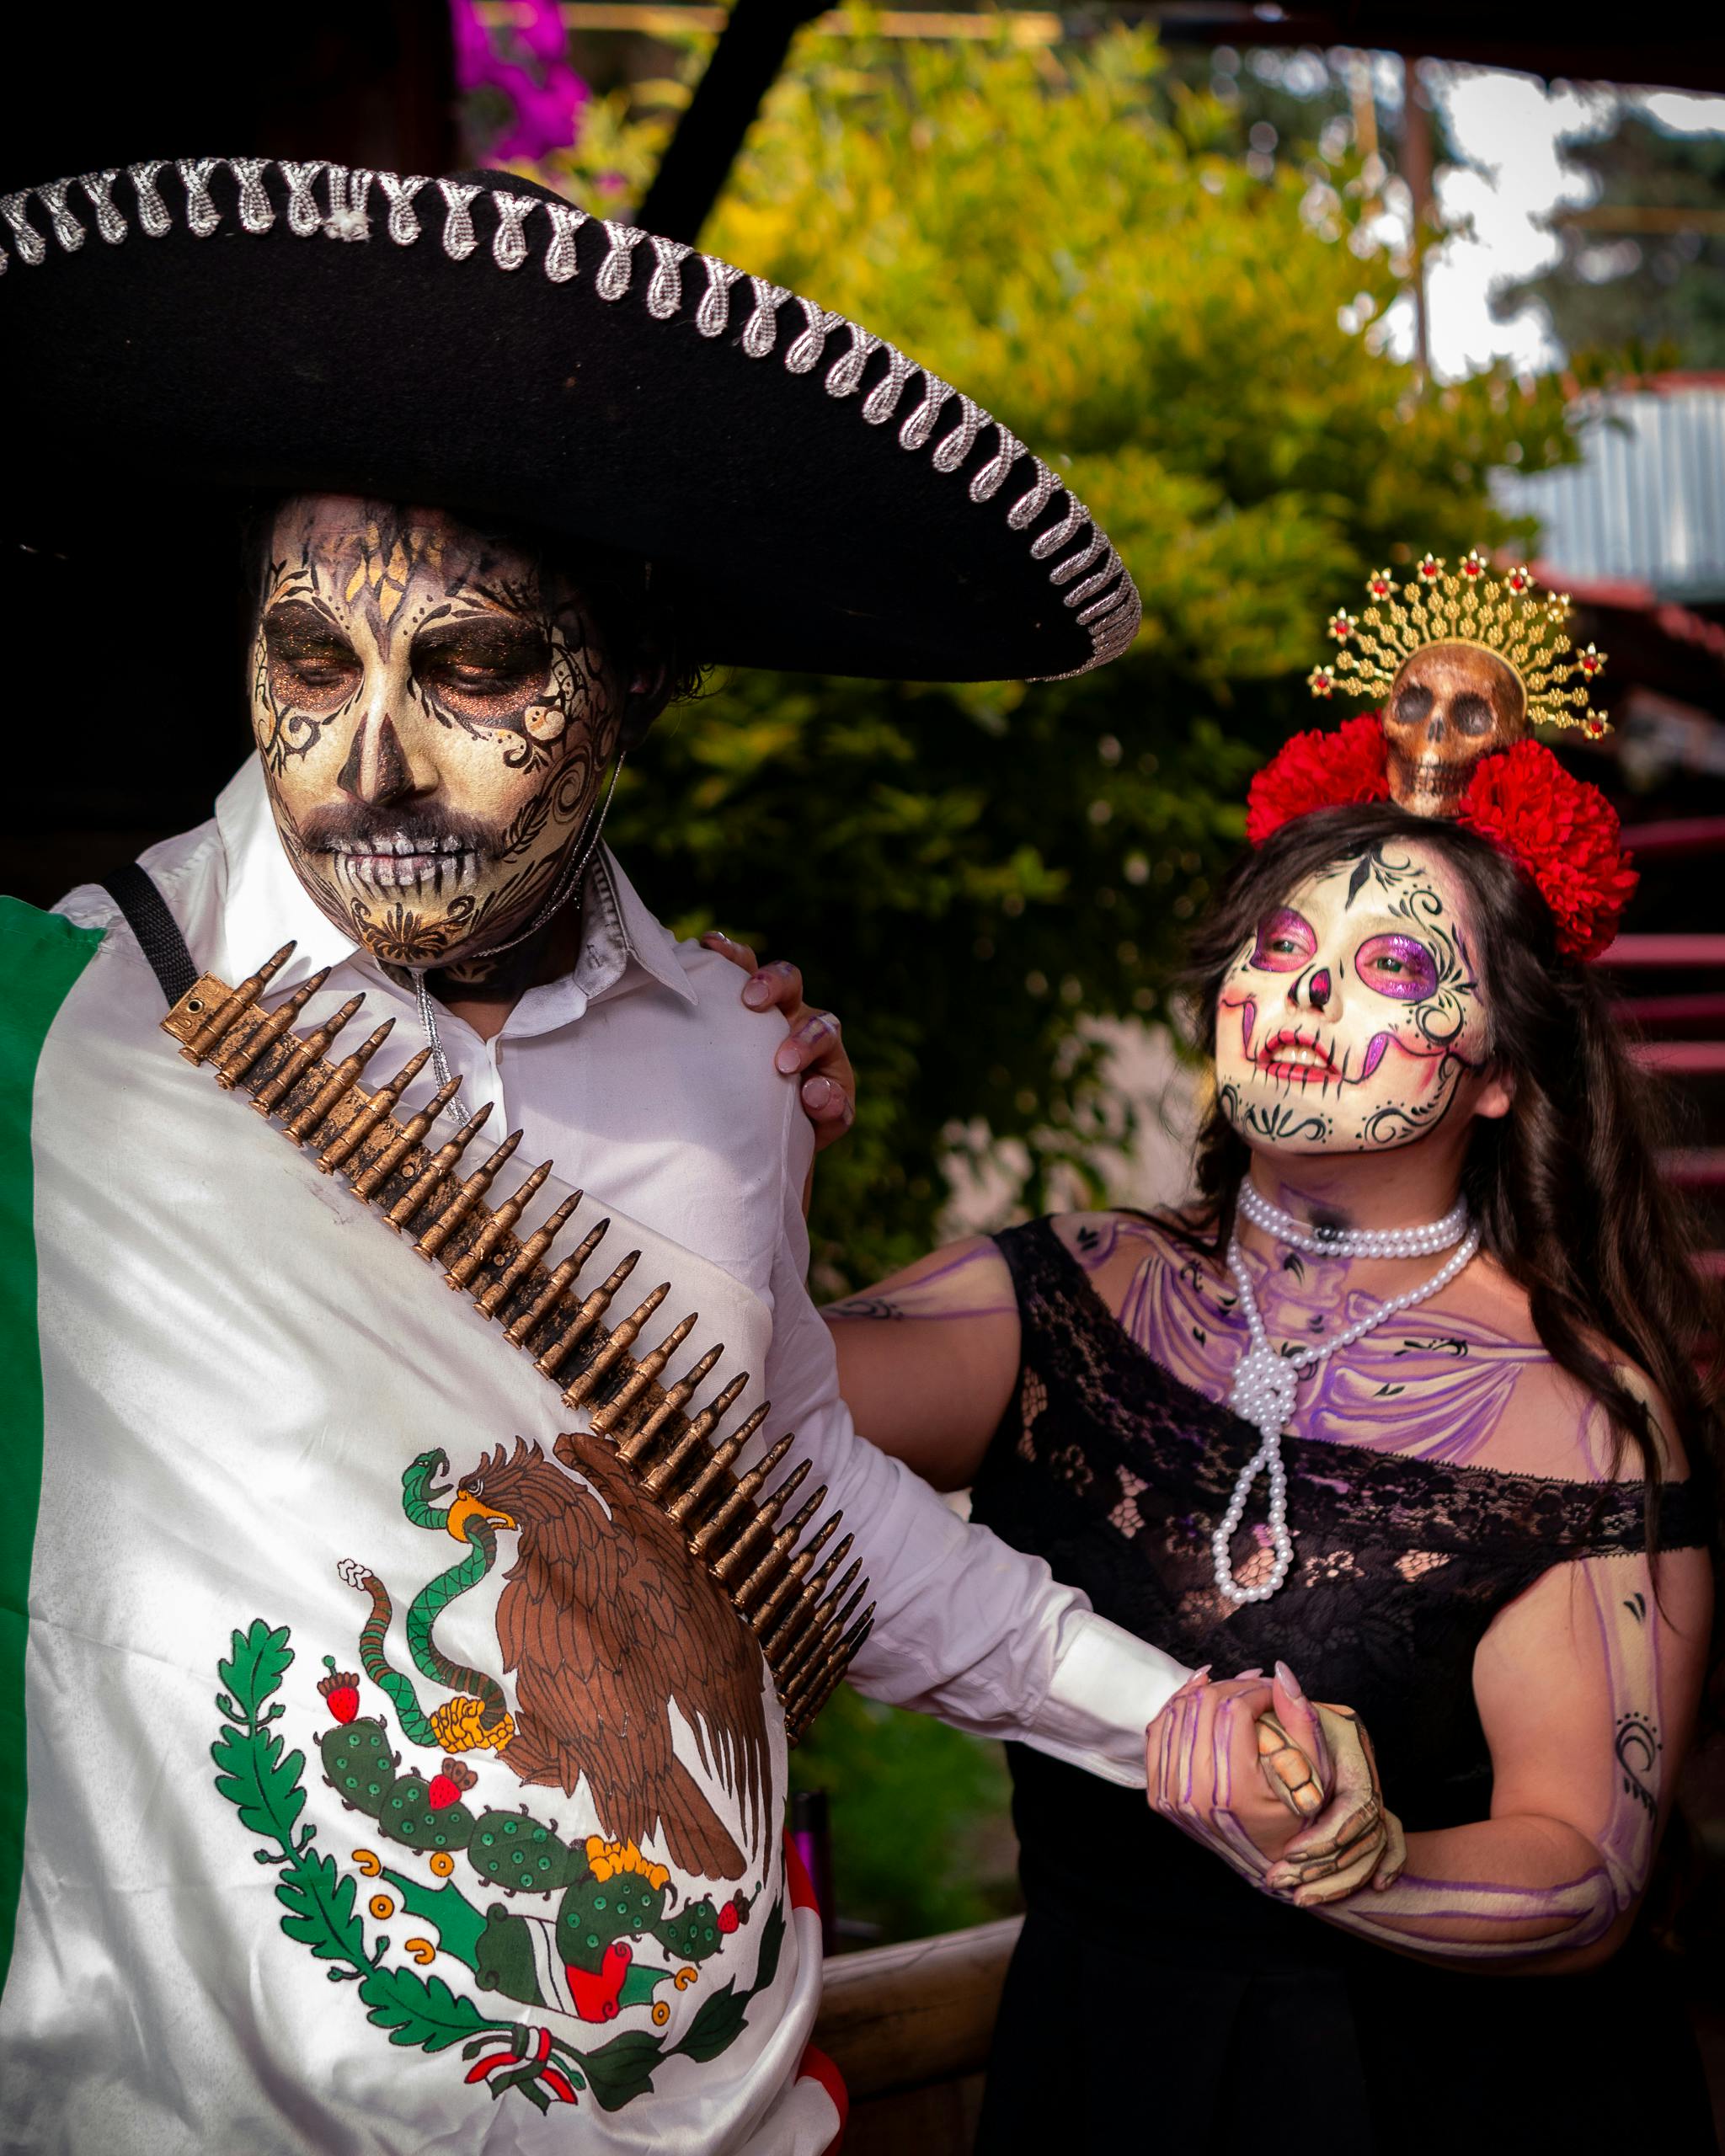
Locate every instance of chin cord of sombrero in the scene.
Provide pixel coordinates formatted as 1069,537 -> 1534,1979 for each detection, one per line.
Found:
158,958 -> 873,1745
1247,550 -> 1637,962
0,160 -> 1140,679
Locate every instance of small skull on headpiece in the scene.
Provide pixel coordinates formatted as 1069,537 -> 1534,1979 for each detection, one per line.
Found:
1383,641 -> 1527,814
1313,550 -> 1608,816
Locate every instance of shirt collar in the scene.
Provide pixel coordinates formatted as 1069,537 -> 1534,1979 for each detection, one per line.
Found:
211,755 -> 698,1011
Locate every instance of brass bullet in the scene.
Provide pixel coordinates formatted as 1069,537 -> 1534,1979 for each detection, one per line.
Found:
763,1549 -> 858,1668
588,1310 -> 699,1434
745,1518 -> 841,1630
253,992 -> 366,1114
444,1159 -> 553,1289
286,1018 -> 395,1143
782,1582 -> 866,1689
384,1102 -> 493,1230
624,1342 -> 726,1452
644,1396 -> 765,1504
693,1433 -> 796,1562
559,1282 -> 672,1408
351,1075 -> 462,1197
725,1475 -> 822,1606
318,1046 -> 432,1172
643,1370 -> 748,1465
774,1602 -> 841,1691
181,942 -> 294,1063
534,1250 -> 639,1377
476,1192 -> 584,1317
509,1254 -> 582,1348
215,967 -> 330,1090
415,1130 -> 524,1261
612,1346 -> 723,1468
664,1406 -> 769,1522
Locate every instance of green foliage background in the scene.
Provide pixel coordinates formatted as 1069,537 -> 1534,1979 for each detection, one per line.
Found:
534,19 -> 1579,1943
555,21 -> 1574,1295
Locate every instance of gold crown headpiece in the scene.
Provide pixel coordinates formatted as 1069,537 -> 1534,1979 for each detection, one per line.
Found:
1306,551 -> 1608,739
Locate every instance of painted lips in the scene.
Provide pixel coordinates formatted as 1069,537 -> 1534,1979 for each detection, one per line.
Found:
325,837 -> 482,895
1254,1027 -> 1338,1082
1252,1028 -> 1393,1085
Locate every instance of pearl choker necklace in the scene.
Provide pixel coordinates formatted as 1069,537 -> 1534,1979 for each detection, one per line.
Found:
1216,1194 -> 1478,1606
1236,1179 -> 1471,1262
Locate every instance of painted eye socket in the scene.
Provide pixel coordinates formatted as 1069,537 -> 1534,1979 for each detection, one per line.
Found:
1355,932 -> 1438,1001
1249,907 -> 1316,973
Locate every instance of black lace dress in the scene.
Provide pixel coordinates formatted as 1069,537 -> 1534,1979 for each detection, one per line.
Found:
968,1219 -> 1717,2156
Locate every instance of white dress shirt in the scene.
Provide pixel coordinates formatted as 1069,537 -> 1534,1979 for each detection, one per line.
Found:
65,756 -> 1190,1784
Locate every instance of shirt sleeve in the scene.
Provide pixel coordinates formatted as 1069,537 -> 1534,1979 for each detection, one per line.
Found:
765,1110 -> 1191,1790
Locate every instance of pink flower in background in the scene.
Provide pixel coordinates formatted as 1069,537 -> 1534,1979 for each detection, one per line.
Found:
451,0 -> 590,163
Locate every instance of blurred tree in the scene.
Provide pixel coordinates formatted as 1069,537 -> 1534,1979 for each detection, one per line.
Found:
546,22 -> 1574,1291
1493,107 -> 1725,367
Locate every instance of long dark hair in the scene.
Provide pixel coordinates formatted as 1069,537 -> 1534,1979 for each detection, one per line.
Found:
1175,800 -> 1723,1529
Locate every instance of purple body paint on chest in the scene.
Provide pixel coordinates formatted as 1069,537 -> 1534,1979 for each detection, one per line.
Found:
1121,1245 -> 1547,1466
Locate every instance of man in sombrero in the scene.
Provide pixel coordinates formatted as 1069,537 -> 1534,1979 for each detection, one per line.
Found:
0,160 -> 1384,2151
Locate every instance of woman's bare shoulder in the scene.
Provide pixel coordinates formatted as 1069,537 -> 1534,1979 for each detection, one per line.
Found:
1472,1326 -> 1689,1485
1049,1208 -> 1213,1308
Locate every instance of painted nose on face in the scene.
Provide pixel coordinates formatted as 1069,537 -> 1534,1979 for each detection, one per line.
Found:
335,711 -> 415,806
1301,967 -> 1333,1011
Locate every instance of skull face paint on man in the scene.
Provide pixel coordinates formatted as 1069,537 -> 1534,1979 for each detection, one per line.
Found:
1215,839 -> 1491,1153
250,495 -> 621,973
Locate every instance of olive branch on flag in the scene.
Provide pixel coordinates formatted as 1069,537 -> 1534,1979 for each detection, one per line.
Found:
211,1619 -> 783,2115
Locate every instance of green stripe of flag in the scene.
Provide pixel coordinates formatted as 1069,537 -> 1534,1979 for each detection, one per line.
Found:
0,897 -> 104,1994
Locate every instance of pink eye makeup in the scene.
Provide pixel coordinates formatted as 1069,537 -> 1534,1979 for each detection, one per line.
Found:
1249,908 -> 1316,973
1354,932 -> 1439,1002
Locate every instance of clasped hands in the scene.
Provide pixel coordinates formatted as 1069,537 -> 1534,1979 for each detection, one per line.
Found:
1147,1661 -> 1406,1907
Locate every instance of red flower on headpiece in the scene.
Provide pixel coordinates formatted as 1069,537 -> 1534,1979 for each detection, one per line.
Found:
1457,739 -> 1637,959
1245,711 -> 1391,846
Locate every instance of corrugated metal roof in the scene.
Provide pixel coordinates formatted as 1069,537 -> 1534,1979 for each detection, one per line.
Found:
1494,380 -> 1725,604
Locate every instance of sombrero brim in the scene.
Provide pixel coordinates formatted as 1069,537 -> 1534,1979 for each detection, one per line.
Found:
0,160 -> 1140,682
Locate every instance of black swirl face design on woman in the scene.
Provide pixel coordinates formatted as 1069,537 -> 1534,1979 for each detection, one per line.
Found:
250,496 -> 618,969
1214,841 -> 1489,1154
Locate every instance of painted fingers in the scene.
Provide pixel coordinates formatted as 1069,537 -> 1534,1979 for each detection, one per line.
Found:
1146,1671 -> 1284,1885
1256,1710 -> 1326,1821
1268,1702 -> 1406,1904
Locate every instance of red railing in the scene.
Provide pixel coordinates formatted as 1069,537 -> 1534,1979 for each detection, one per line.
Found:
1599,832 -> 1725,1275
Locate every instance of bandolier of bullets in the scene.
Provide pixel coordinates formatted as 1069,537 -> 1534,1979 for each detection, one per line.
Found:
161,945 -> 873,1743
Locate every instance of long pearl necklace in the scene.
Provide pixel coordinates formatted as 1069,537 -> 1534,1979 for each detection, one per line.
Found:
1215,1192 -> 1479,1606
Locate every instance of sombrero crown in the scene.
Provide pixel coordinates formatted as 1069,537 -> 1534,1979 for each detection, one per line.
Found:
0,158 -> 1139,683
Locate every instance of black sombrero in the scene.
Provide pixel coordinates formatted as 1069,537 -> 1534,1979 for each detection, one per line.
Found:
0,159 -> 1140,682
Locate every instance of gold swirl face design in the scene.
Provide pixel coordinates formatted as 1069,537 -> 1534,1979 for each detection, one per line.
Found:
250,496 -> 620,972
1215,840 -> 1492,1155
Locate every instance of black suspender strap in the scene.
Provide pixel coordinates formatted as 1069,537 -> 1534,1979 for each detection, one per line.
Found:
100,862 -> 200,1007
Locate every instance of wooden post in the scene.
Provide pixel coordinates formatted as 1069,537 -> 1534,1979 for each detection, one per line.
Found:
1402,56 -> 1434,377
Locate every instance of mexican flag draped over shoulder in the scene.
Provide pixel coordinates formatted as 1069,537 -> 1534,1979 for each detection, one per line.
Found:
0,895 -> 839,2155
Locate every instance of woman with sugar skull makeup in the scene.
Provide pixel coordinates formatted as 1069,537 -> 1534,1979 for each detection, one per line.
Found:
755,554 -> 1723,2153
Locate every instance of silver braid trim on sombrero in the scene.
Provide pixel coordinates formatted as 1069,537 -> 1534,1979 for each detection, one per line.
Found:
3,157 -> 1143,676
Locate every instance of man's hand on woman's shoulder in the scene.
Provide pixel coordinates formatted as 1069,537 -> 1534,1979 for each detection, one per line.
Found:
704,931 -> 856,1150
